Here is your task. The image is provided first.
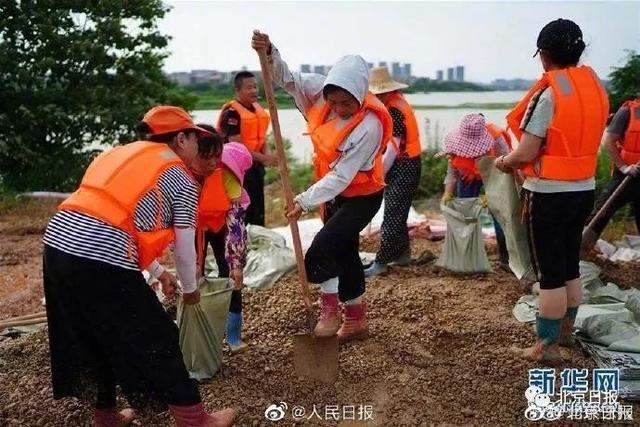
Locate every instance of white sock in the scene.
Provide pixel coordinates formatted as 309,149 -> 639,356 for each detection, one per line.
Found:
320,277 -> 338,294
345,296 -> 363,305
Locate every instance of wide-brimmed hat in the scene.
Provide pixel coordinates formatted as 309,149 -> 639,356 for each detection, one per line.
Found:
368,66 -> 409,95
143,106 -> 212,136
443,114 -> 494,158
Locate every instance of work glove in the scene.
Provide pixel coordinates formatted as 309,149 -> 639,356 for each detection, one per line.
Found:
441,192 -> 454,205
479,195 -> 489,208
620,163 -> 640,177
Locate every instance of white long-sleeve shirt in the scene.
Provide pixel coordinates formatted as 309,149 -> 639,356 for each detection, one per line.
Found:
269,47 -> 383,210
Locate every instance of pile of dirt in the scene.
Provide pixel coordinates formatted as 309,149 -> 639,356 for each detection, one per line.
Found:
1,200 -> 638,425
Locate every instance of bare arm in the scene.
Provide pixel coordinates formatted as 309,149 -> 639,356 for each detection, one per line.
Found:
603,132 -> 625,169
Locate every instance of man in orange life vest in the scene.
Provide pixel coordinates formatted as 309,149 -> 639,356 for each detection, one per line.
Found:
364,66 -> 422,277
252,30 -> 391,342
217,71 -> 276,226
496,19 -> 608,362
581,97 -> 640,253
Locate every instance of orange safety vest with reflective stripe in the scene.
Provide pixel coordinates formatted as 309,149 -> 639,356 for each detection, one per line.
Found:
196,168 -> 231,268
307,92 -> 392,197
59,141 -> 186,269
217,100 -> 270,153
383,92 -> 421,158
620,99 -> 640,165
506,66 -> 609,181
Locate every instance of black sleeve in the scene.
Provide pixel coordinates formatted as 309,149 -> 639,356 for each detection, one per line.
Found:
389,107 -> 407,138
219,108 -> 241,138
607,107 -> 631,137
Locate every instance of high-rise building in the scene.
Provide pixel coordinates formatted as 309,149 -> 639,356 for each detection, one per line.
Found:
367,62 -> 374,69
447,67 -> 455,81
392,62 -> 402,78
378,61 -> 387,69
300,64 -> 311,73
313,65 -> 325,75
436,70 -> 444,81
403,63 -> 412,79
455,65 -> 465,82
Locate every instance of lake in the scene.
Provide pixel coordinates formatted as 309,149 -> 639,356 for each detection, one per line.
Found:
193,90 -> 525,162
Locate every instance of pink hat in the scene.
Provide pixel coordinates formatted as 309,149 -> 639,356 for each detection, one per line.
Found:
443,114 -> 495,158
221,142 -> 253,208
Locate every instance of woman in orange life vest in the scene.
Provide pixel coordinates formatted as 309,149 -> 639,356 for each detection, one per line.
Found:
440,113 -> 512,270
193,124 -> 253,354
252,31 -> 392,342
495,19 -> 609,362
363,67 -> 423,277
580,98 -> 640,254
42,106 -> 236,426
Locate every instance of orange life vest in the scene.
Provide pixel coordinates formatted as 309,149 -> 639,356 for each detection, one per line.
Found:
196,168 -> 231,268
217,100 -> 270,153
383,92 -> 421,158
59,141 -> 187,269
307,92 -> 392,197
506,66 -> 609,181
449,123 -> 507,182
486,123 -> 513,150
620,99 -> 640,165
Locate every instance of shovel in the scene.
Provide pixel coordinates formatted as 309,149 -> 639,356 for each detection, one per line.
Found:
581,167 -> 636,258
255,38 -> 338,384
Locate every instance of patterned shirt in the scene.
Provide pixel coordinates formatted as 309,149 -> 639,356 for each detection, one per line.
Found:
43,165 -> 200,270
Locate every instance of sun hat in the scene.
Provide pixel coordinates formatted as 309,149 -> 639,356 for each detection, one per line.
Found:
221,142 -> 253,208
142,106 -> 212,136
443,114 -> 494,158
368,66 -> 409,95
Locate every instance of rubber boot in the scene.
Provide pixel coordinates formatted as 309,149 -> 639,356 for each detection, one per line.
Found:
364,261 -> 388,278
169,403 -> 236,427
225,312 -> 248,354
92,408 -> 136,427
558,307 -> 578,348
314,292 -> 341,337
337,302 -> 369,342
512,316 -> 562,364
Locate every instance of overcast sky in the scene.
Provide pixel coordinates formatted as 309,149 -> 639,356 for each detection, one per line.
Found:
160,1 -> 640,83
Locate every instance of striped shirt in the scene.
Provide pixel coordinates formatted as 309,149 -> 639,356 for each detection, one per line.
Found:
43,165 -> 200,270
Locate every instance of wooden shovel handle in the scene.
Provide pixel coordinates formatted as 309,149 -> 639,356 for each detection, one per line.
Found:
583,174 -> 633,237
2,311 -> 47,322
0,316 -> 47,331
255,46 -> 312,309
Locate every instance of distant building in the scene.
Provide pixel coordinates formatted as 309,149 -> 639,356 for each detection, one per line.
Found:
168,72 -> 191,85
455,66 -> 465,82
447,67 -> 455,81
300,64 -> 311,73
490,78 -> 536,90
313,65 -> 324,74
392,62 -> 402,78
403,63 -> 412,79
436,70 -> 444,81
378,61 -> 387,69
191,69 -> 217,84
367,62 -> 374,69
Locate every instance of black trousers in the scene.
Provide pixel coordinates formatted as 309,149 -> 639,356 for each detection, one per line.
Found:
244,162 -> 265,226
588,169 -> 640,236
202,230 -> 242,314
43,245 -> 200,409
525,190 -> 594,290
305,191 -> 383,302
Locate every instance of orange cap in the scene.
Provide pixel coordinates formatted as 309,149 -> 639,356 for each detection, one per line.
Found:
142,106 -> 212,136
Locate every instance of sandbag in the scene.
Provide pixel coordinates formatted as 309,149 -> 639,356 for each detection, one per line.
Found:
436,198 -> 491,273
476,156 -> 535,280
204,225 -> 296,291
177,278 -> 232,380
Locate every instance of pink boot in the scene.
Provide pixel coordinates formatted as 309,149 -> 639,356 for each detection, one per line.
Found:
169,403 -> 236,427
92,408 -> 136,427
314,292 -> 341,337
337,302 -> 369,342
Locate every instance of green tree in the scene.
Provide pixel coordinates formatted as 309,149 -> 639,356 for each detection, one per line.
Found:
0,1 -> 196,191
608,51 -> 640,111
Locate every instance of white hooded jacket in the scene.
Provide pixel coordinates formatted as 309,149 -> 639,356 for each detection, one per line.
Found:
270,47 -> 385,210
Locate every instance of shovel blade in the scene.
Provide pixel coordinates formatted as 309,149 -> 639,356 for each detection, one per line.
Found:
293,333 -> 339,384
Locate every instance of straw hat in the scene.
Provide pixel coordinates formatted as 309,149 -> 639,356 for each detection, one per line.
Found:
368,66 -> 409,95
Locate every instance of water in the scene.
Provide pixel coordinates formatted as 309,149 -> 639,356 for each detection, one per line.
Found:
193,90 -> 525,162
